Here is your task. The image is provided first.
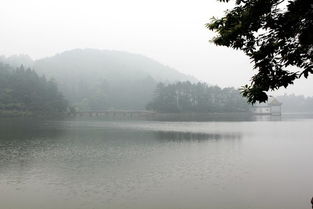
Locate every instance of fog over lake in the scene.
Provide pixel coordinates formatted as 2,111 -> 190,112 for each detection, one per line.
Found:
1,1 -> 312,208
1,117 -> 312,209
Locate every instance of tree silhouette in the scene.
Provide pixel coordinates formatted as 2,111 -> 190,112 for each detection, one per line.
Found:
207,0 -> 313,103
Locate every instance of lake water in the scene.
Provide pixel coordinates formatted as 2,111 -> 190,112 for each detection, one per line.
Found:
0,116 -> 312,209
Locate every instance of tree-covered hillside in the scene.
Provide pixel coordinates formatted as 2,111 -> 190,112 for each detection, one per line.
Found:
32,49 -> 197,111
147,82 -> 250,113
0,63 -> 68,116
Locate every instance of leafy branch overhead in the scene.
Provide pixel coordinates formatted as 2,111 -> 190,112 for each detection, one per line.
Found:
207,0 -> 313,103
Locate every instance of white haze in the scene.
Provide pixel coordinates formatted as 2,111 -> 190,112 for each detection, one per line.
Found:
0,0 -> 312,96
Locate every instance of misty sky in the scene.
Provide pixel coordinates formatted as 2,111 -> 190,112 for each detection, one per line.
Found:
1,0 -> 312,96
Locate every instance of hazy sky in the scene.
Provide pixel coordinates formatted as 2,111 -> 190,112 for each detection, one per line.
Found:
1,0 -> 312,96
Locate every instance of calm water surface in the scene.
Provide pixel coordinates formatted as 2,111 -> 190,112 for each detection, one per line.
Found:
0,116 -> 312,209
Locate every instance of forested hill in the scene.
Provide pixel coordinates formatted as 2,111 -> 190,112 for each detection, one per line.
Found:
35,49 -> 197,83
1,49 -> 197,111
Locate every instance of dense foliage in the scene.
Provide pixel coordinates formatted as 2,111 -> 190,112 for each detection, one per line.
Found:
207,0 -> 313,103
146,82 -> 249,113
0,63 -> 68,116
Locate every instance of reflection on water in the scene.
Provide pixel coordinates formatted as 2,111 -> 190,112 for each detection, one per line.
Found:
0,118 -> 66,140
0,118 -> 313,209
253,115 -> 282,121
155,131 -> 241,142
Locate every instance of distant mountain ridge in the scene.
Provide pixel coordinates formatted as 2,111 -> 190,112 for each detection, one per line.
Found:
0,49 -> 198,110
34,48 -> 197,83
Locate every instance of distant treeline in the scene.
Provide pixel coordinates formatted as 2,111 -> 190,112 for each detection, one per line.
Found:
0,63 -> 68,116
146,82 -> 250,113
277,94 -> 313,113
5,51 -> 313,115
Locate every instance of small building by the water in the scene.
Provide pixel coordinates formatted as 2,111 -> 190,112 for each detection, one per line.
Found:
251,98 -> 282,116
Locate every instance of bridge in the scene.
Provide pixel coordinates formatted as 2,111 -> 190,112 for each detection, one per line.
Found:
69,110 -> 156,120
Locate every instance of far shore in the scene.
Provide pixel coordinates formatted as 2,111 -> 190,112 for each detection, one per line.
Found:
7,111 -> 312,122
